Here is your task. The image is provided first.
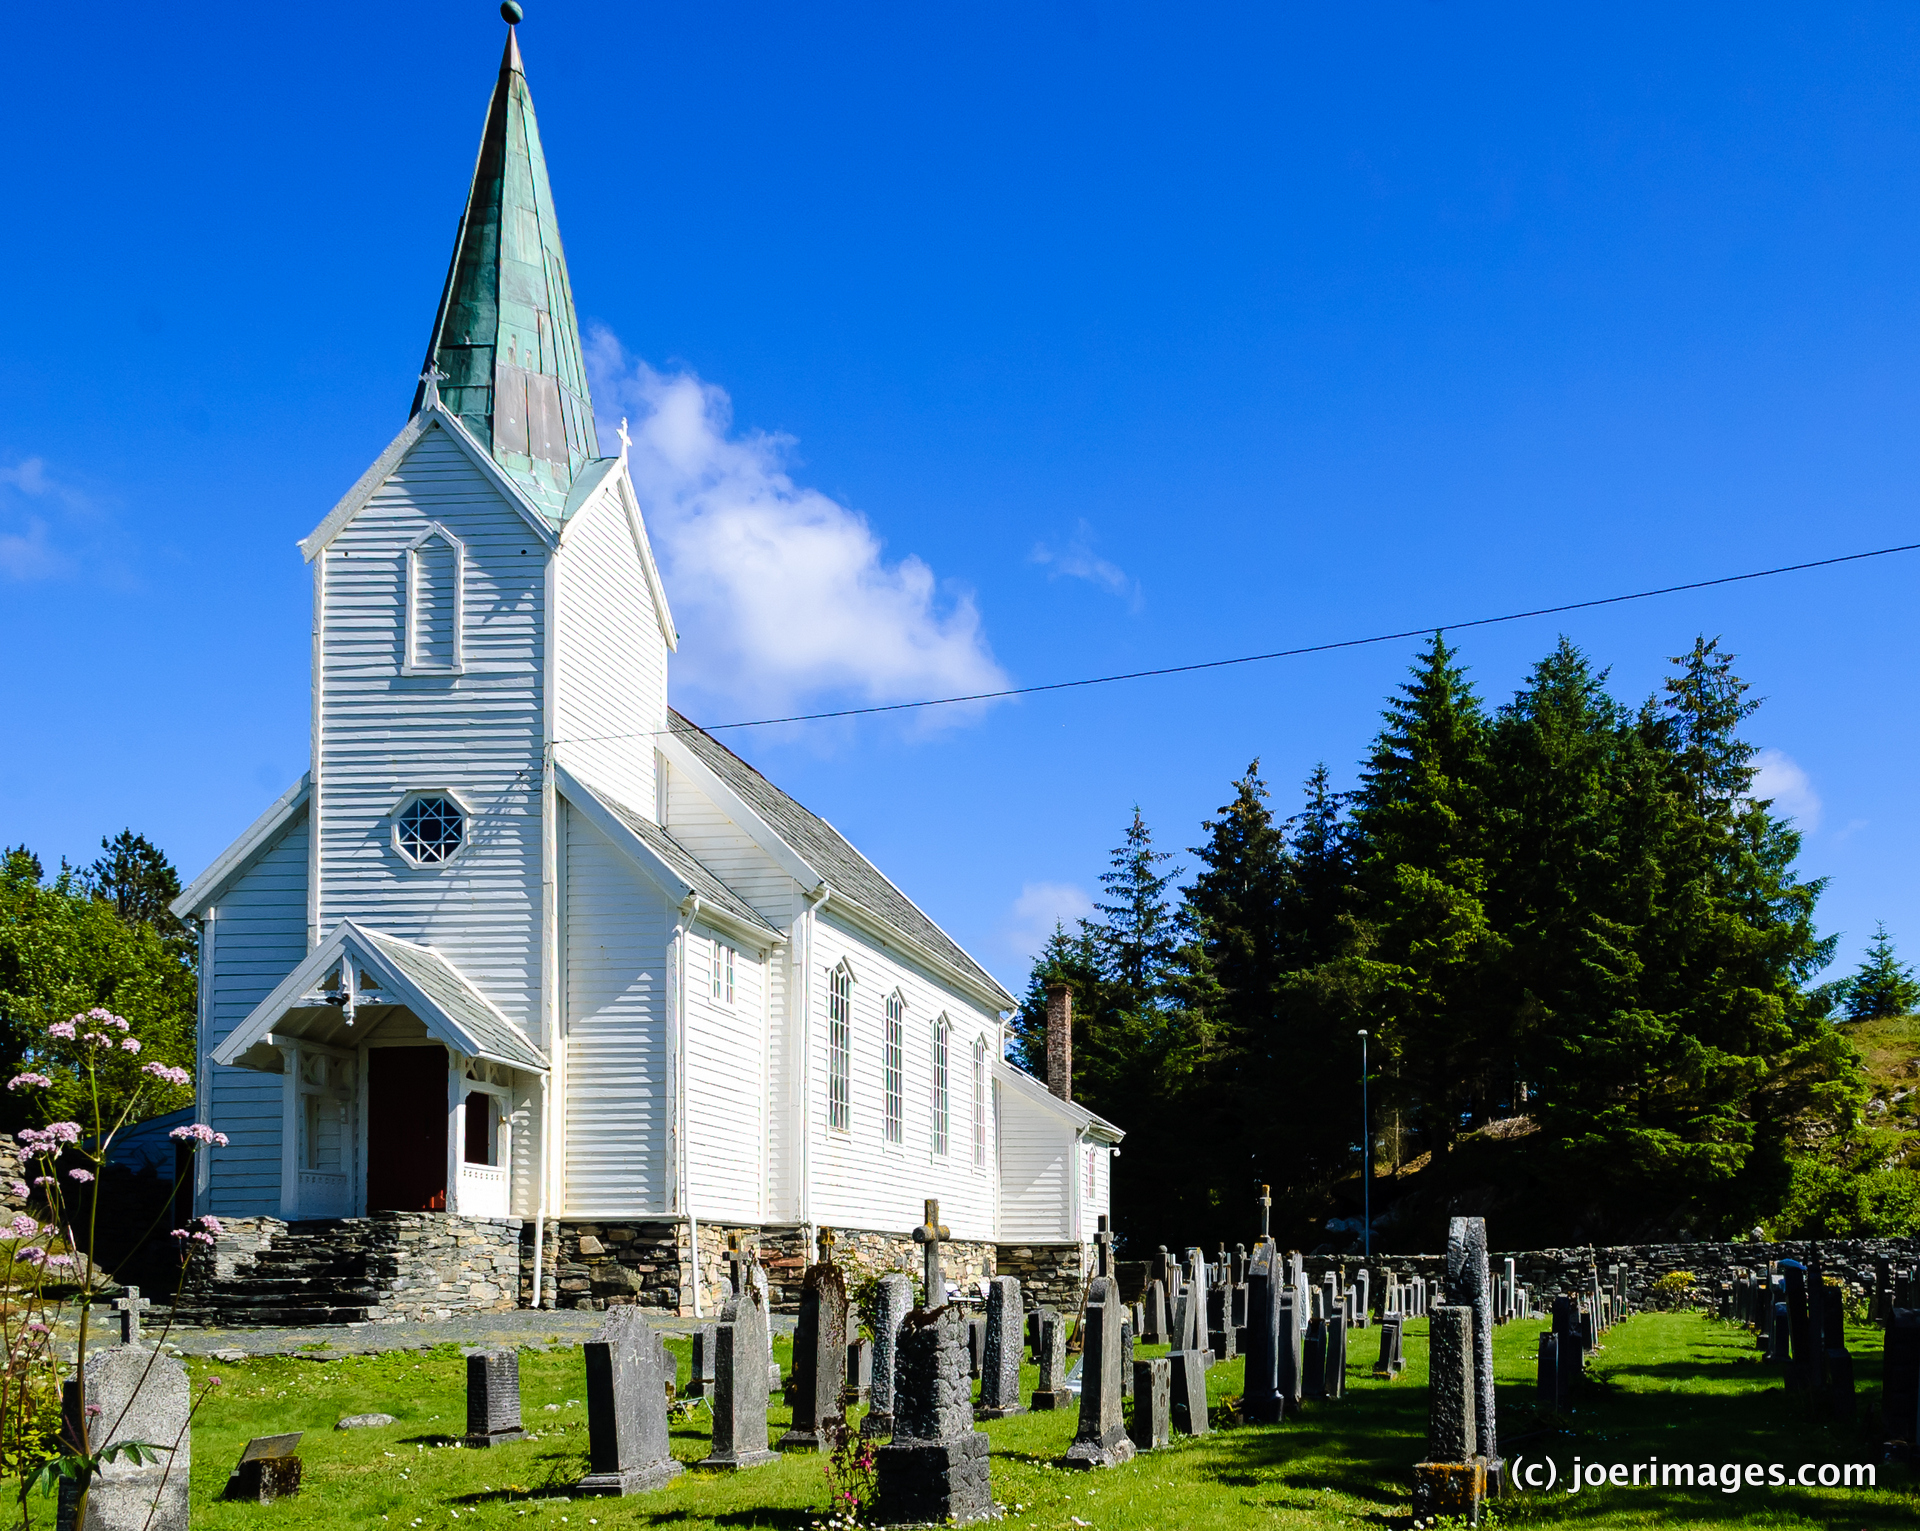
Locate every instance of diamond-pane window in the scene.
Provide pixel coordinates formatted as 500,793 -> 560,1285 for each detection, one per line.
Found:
397,796 -> 464,864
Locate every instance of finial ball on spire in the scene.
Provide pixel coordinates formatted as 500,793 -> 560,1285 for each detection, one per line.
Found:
501,2 -> 524,24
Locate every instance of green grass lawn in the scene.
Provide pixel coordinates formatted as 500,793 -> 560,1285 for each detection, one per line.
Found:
129,1310 -> 1920,1529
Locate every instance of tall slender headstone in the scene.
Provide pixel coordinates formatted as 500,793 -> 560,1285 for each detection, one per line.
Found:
863,1272 -> 915,1438
1374,1314 -> 1405,1377
688,1323 -> 718,1400
1207,1283 -> 1237,1361
1411,1306 -> 1483,1523
1142,1280 -> 1168,1343
1279,1288 -> 1304,1405
978,1277 -> 1025,1419
1033,1310 -> 1073,1410
59,1346 -> 191,1531
1063,1276 -> 1134,1468
777,1230 -> 850,1452
578,1307 -> 683,1496
1355,1268 -> 1371,1328
872,1306 -> 993,1526
1324,1313 -> 1347,1400
1130,1357 -> 1170,1450
698,1276 -> 778,1470
1302,1318 -> 1328,1400
1446,1216 -> 1501,1491
1244,1239 -> 1284,1423
1168,1349 -> 1208,1437
464,1350 -> 526,1447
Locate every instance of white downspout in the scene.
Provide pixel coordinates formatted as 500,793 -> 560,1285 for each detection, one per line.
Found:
530,1072 -> 549,1308
679,895 -> 702,1318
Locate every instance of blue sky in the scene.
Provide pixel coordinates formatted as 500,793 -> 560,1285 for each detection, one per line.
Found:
6,2 -> 1920,995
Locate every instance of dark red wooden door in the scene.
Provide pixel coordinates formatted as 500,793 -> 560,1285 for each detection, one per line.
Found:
366,1046 -> 448,1211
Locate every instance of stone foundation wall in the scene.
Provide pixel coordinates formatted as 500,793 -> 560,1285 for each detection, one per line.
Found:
1301,1235 -> 1920,1311
996,1242 -> 1089,1314
187,1216 -> 287,1283
362,1212 -> 523,1320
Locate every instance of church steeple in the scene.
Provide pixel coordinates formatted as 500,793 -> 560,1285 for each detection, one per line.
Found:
412,11 -> 599,516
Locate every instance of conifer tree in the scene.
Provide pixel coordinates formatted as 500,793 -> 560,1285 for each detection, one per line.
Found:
1837,922 -> 1920,1021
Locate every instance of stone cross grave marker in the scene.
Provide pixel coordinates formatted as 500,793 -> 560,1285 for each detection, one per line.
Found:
1063,1275 -> 1135,1468
464,1349 -> 526,1447
689,1324 -> 718,1399
873,1306 -> 993,1526
1411,1305 -> 1484,1524
1259,1182 -> 1272,1239
913,1200 -> 951,1308
222,1432 -> 301,1508
578,1306 -> 683,1496
777,1250 -> 849,1452
1243,1240 -> 1283,1423
862,1272 -> 914,1438
697,1272 -> 778,1471
1094,1214 -> 1114,1278
114,1288 -> 151,1348
978,1276 -> 1025,1419
62,1344 -> 192,1531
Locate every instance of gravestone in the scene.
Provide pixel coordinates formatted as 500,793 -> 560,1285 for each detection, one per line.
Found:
222,1434 -> 301,1507
863,1272 -> 915,1438
727,1239 -> 783,1390
1781,1261 -> 1816,1392
1302,1318 -> 1327,1400
1279,1288 -> 1304,1405
698,1271 -> 778,1471
1411,1305 -> 1484,1524
846,1339 -> 873,1406
778,1237 -> 850,1452
1168,1348 -> 1208,1437
1882,1309 -> 1920,1441
1244,1240 -> 1284,1423
967,1317 -> 986,1380
872,1305 -> 993,1527
1130,1357 -> 1170,1450
578,1306 -> 683,1495
464,1349 -> 526,1447
1032,1310 -> 1073,1410
978,1276 -> 1025,1419
1171,1280 -> 1203,1355
113,1288 -> 151,1348
59,1344 -> 191,1531
1120,1317 -> 1135,1400
1232,1244 -> 1248,1287
1373,1314 -> 1405,1377
1537,1331 -> 1569,1409
1207,1283 -> 1237,1361
1355,1268 -> 1371,1328
1142,1280 -> 1168,1343
1063,1276 -> 1134,1468
1324,1313 -> 1347,1400
1446,1216 -> 1500,1491
688,1323 -> 718,1400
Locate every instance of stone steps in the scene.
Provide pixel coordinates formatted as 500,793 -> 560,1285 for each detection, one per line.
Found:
174,1218 -> 383,1326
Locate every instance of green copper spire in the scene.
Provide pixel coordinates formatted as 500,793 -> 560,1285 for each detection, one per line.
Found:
412,21 -> 599,516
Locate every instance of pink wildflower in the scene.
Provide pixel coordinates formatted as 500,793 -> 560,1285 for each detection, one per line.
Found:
46,1254 -> 73,1269
9,1183 -> 26,1199
200,1215 -> 225,1235
66,1170 -> 93,1184
5,1074 -> 51,1092
141,1063 -> 190,1088
8,1214 -> 39,1239
119,1038 -> 141,1054
84,1403 -> 100,1418
16,1248 -> 44,1265
169,1123 -> 228,1146
45,1022 -> 75,1041
24,1323 -> 48,1336
31,1178 -> 54,1189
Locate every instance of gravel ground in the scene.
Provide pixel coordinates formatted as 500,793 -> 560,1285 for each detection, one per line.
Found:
130,1307 -> 797,1359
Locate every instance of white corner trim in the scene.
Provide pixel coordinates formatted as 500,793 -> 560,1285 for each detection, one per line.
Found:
299,407 -> 560,563
170,775 -> 312,920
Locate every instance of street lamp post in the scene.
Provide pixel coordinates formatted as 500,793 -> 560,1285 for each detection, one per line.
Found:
1358,1029 -> 1370,1260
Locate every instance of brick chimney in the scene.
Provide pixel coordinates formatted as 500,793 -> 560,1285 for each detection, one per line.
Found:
1045,983 -> 1072,1102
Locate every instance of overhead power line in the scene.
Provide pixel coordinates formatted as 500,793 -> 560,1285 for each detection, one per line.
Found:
556,537 -> 1920,742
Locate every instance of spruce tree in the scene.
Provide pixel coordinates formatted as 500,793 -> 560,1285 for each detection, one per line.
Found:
1838,922 -> 1920,1021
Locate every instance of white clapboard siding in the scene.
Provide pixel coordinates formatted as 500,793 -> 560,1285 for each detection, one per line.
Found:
554,485 -> 665,815
316,429 -> 544,1034
685,926 -> 767,1222
206,810 -> 310,1216
998,1094 -> 1070,1242
661,764 -> 800,915
807,913 -> 999,1242
1089,1140 -> 1111,1230
408,533 -> 459,669
562,804 -> 670,1215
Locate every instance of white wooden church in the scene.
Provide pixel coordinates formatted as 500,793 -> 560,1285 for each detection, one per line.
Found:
171,18 -> 1119,1312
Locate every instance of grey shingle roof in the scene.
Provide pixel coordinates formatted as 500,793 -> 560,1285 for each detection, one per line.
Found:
668,710 -> 1013,1005
359,929 -> 549,1072
596,794 -> 781,937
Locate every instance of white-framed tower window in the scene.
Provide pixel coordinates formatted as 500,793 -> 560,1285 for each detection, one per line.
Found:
972,1036 -> 987,1167
828,963 -> 852,1134
712,939 -> 736,1005
1084,1142 -> 1098,1199
392,790 -> 469,868
883,991 -> 905,1146
931,1014 -> 950,1157
404,522 -> 465,674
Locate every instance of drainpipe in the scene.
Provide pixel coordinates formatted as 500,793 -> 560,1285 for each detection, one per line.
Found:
680,894 -> 702,1318
530,1071 -> 549,1309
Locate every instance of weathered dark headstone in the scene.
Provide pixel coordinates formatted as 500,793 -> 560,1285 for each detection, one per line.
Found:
1782,1261 -> 1815,1392
872,1306 -> 993,1527
1063,1276 -> 1134,1468
863,1272 -> 914,1438
222,1434 -> 301,1507
1142,1279 -> 1168,1343
1244,1241 -> 1284,1424
1169,1348 -> 1208,1437
1411,1305 -> 1483,1524
688,1323 -> 718,1400
1130,1357 -> 1170,1450
1373,1314 -> 1405,1377
978,1277 -> 1025,1419
967,1317 -> 986,1381
846,1339 -> 873,1406
1279,1289 -> 1304,1405
1537,1331 -> 1569,1409
579,1307 -> 683,1495
1324,1314 -> 1347,1400
1883,1309 -> 1920,1440
778,1256 -> 850,1452
464,1349 -> 526,1447
61,1345 -> 191,1530
1302,1318 -> 1327,1400
698,1275 -> 778,1470
1207,1283 -> 1237,1361
1446,1216 -> 1500,1490
1033,1309 -> 1073,1410
1119,1316 -> 1135,1400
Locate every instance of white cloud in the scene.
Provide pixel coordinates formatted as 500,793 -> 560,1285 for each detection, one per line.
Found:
1752,748 -> 1822,831
0,457 -> 97,581
1029,519 -> 1139,607
1002,880 -> 1095,961
587,332 -> 1007,724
